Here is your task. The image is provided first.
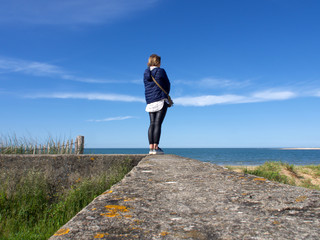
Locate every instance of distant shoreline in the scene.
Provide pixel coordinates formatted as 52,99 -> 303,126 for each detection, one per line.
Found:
280,148 -> 320,150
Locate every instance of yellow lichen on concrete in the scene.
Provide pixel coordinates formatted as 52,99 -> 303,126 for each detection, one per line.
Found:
100,212 -> 118,217
160,231 -> 169,236
102,190 -> 112,195
100,205 -> 129,218
295,195 -> 307,202
254,177 -> 267,181
124,197 -> 136,202
94,233 -> 109,238
54,228 -> 70,236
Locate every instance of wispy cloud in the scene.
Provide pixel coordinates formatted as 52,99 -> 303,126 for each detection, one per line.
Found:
60,74 -> 125,84
24,89 -> 298,106
26,92 -> 145,103
314,90 -> 320,97
251,90 -> 296,101
174,90 -> 297,106
87,116 -> 137,122
0,57 -> 62,76
175,77 -> 251,89
0,56 -> 137,84
0,0 -> 159,25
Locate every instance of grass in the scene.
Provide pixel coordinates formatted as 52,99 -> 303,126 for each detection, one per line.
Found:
302,165 -> 320,177
226,161 -> 320,190
243,161 -> 295,185
0,134 -> 75,154
0,162 -> 132,239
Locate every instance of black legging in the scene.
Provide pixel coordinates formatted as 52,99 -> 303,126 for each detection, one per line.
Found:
148,103 -> 168,144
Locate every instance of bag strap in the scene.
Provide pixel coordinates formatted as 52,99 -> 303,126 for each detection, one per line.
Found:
150,73 -> 169,96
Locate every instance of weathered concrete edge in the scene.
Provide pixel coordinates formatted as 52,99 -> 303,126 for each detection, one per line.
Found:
49,154 -> 320,239
48,154 -> 154,238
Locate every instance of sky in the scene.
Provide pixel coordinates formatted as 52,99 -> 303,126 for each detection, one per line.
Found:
0,0 -> 320,148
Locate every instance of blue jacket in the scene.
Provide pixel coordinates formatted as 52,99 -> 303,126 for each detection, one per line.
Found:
144,67 -> 171,104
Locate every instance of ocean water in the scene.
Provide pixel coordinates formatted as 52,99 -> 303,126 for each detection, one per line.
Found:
84,148 -> 320,166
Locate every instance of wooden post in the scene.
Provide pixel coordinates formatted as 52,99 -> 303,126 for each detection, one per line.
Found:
70,139 -> 73,154
62,142 -> 64,154
74,138 -> 78,154
76,136 -> 84,154
66,140 -> 70,154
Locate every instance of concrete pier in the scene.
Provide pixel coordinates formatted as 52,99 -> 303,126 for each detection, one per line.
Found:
50,155 -> 320,239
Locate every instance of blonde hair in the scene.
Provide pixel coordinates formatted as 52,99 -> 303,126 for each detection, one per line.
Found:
147,54 -> 161,67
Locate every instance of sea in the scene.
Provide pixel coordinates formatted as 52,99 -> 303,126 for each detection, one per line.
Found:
84,148 -> 320,166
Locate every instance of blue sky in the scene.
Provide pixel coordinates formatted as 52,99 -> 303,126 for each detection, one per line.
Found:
0,0 -> 319,148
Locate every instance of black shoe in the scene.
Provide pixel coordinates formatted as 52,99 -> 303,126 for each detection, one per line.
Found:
154,147 -> 164,155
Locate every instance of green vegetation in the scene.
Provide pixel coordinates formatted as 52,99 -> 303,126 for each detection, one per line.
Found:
243,161 -> 295,185
0,134 -> 75,154
0,163 -> 131,239
226,161 -> 320,190
301,165 -> 320,177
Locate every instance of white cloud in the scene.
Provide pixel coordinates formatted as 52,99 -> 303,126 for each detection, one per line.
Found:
0,57 -> 62,76
314,91 -> 320,97
200,77 -> 250,88
87,116 -> 137,122
24,89 -> 298,106
175,95 -> 246,106
174,90 -> 297,106
0,0 -> 159,25
175,77 -> 250,89
251,90 -> 296,101
0,56 -> 137,84
27,92 -> 145,103
61,74 -> 121,84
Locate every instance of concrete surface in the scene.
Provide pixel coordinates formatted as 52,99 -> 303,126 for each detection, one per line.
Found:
50,155 -> 320,239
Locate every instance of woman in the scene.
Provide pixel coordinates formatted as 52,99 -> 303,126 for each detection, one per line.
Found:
143,54 -> 171,155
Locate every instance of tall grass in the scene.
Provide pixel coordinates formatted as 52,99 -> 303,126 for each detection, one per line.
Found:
0,134 -> 75,154
0,162 -> 131,239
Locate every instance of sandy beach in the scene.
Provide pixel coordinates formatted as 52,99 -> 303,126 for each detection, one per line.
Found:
281,148 -> 320,150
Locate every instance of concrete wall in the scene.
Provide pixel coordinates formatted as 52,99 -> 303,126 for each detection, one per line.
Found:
0,154 -> 146,189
